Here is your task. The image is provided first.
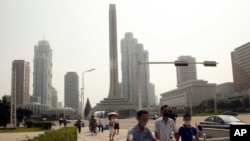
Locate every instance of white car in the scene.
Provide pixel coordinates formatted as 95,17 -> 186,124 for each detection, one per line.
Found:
148,113 -> 159,120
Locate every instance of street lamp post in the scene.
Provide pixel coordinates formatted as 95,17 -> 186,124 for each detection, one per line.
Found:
81,68 -> 95,119
137,60 -> 217,112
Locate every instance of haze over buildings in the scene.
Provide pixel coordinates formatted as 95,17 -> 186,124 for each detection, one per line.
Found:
1,1 -> 250,108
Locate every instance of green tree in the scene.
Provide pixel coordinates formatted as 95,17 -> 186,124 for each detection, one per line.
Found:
242,95 -> 250,108
216,99 -> 228,110
84,98 -> 92,118
0,96 -> 10,128
229,99 -> 242,111
17,108 -> 33,124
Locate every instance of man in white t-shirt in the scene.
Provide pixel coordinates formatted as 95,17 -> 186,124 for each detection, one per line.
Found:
154,105 -> 179,141
98,116 -> 104,132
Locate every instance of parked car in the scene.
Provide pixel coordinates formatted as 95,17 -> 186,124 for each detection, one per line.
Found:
148,113 -> 159,120
199,115 -> 249,129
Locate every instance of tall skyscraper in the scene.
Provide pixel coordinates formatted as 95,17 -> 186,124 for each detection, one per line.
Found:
33,39 -> 52,105
11,60 -> 30,107
231,42 -> 250,93
108,4 -> 120,98
121,32 -> 151,107
148,83 -> 156,106
176,56 -> 197,85
121,32 -> 138,102
64,72 -> 79,111
51,87 -> 58,108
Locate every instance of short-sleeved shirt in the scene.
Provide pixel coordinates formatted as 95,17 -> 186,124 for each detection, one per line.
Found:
127,124 -> 154,141
114,118 -> 119,123
178,126 -> 197,141
98,118 -> 103,125
154,118 -> 178,141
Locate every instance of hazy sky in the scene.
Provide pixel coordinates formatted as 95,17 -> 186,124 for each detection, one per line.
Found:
1,0 -> 250,107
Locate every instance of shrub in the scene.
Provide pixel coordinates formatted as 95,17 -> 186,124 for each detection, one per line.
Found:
25,120 -> 52,130
27,127 -> 77,141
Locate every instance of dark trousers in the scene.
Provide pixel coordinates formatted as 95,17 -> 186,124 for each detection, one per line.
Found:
78,126 -> 81,133
98,125 -> 103,132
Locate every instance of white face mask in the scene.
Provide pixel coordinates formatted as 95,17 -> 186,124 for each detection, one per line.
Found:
184,121 -> 191,125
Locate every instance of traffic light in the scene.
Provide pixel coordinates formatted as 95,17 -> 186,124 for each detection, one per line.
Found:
174,61 -> 189,66
203,61 -> 217,66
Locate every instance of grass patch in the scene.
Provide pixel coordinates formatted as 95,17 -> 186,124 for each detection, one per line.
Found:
0,127 -> 44,133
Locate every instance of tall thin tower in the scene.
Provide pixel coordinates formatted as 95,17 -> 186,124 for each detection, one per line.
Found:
92,4 -> 138,115
108,4 -> 120,98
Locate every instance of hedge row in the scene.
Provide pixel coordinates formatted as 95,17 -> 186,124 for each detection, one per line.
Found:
27,127 -> 77,141
26,120 -> 52,130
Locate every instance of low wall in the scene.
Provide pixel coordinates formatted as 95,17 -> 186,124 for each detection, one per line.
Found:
203,128 -> 229,138
202,128 -> 229,141
204,137 -> 229,141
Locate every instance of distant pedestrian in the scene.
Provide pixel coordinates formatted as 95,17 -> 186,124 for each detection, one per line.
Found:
177,113 -> 199,141
63,119 -> 67,127
109,116 -> 115,141
127,110 -> 157,141
113,116 -> 120,135
169,109 -> 178,123
76,118 -> 82,133
89,115 -> 97,135
98,116 -> 104,132
59,118 -> 62,127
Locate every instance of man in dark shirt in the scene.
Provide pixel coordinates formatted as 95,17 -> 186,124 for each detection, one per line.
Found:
177,113 -> 199,141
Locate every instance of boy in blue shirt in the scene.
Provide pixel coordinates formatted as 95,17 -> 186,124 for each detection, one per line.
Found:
177,113 -> 200,141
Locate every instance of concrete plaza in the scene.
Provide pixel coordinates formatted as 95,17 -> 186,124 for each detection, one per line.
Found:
0,114 -> 249,141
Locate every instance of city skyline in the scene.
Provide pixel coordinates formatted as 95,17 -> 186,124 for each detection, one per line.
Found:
1,0 -> 250,107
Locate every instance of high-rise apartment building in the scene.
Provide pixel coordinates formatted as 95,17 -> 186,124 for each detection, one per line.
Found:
51,87 -> 58,108
64,72 -> 79,111
121,32 -> 151,107
11,60 -> 30,107
231,42 -> 250,93
176,56 -> 197,86
148,83 -> 156,106
33,40 -> 53,105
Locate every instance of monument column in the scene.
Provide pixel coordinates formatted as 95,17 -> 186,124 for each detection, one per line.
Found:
108,4 -> 119,98
89,4 -> 138,118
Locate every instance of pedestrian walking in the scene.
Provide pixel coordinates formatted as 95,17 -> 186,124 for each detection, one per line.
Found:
127,110 -> 157,141
177,113 -> 200,141
109,116 -> 115,141
63,118 -> 67,127
169,109 -> 178,123
89,115 -> 97,135
113,116 -> 120,135
76,118 -> 82,133
154,105 -> 178,141
59,118 -> 62,127
98,116 -> 104,133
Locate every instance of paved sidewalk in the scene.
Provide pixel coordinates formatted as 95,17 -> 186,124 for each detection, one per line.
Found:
77,127 -> 128,141
2,115 -> 249,141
